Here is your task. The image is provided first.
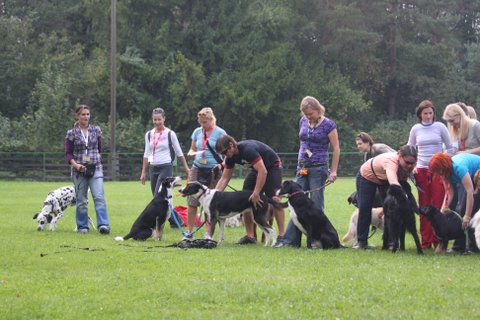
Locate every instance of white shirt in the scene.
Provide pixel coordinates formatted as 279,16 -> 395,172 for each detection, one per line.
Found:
143,128 -> 184,165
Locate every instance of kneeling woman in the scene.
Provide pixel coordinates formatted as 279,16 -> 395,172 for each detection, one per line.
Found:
355,145 -> 417,249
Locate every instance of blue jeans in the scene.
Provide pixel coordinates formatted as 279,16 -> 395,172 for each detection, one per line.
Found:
356,173 -> 380,246
283,164 -> 328,247
72,169 -> 109,230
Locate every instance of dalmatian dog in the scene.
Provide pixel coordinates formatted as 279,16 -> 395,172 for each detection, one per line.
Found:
33,186 -> 94,231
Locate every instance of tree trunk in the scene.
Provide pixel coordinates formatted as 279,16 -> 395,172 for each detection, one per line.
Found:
387,1 -> 398,120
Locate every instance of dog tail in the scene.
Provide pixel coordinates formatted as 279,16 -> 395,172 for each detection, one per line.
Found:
115,232 -> 133,241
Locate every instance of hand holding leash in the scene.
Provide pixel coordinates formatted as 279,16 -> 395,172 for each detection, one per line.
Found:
328,170 -> 337,183
462,215 -> 471,230
441,206 -> 451,215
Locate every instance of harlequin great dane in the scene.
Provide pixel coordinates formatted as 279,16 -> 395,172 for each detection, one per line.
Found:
33,186 -> 95,231
115,176 -> 182,241
179,181 -> 278,246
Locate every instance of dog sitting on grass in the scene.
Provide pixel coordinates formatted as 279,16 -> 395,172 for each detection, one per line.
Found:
115,176 -> 181,241
277,180 -> 341,249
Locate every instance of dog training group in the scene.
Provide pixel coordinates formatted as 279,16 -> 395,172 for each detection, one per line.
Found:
34,176 -> 480,253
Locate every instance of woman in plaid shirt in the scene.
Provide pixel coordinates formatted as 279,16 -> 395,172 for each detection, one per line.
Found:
65,105 -> 110,234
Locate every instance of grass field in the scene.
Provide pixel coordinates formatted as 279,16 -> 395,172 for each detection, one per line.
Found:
1,178 -> 479,319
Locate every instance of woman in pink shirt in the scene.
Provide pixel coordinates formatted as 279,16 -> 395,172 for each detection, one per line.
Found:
354,145 -> 417,249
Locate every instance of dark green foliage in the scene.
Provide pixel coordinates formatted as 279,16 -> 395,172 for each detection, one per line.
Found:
1,1 -> 479,154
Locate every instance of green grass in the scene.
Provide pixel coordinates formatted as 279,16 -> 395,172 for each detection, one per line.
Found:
1,178 -> 479,319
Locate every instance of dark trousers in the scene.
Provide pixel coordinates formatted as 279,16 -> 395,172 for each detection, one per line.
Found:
356,173 -> 380,246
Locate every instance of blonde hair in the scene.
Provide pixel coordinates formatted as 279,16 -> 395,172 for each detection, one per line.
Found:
197,107 -> 216,125
300,96 -> 325,116
443,103 -> 473,141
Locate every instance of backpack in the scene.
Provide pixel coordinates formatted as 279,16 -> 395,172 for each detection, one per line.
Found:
148,129 -> 176,165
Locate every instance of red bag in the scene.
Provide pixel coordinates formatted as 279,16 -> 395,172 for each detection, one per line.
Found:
173,205 -> 204,227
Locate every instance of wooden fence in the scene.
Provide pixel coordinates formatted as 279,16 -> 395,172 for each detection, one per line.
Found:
0,152 -> 363,181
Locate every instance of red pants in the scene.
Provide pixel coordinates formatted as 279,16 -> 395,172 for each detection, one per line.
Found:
415,168 -> 444,248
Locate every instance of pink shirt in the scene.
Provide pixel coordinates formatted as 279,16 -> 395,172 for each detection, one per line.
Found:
360,152 -> 408,185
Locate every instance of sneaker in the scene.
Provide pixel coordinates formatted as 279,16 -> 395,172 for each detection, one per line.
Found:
182,232 -> 193,241
204,233 -> 212,240
98,226 -> 110,235
77,228 -> 89,234
273,241 -> 289,248
446,247 -> 464,255
353,243 -> 374,250
236,235 -> 256,245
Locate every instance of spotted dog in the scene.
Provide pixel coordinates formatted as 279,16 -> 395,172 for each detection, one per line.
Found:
115,177 -> 182,241
179,181 -> 277,246
33,186 -> 94,231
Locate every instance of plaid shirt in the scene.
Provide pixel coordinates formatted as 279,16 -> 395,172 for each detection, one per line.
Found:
65,125 -> 103,171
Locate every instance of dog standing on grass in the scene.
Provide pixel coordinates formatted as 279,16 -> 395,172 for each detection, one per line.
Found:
33,186 -> 95,231
382,182 -> 423,254
342,191 -> 384,246
179,181 -> 278,246
115,176 -> 182,241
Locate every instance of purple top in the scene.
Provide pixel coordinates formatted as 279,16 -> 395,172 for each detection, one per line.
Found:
298,116 -> 337,164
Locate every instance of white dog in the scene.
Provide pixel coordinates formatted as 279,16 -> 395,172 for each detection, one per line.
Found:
342,207 -> 384,246
33,186 -> 94,231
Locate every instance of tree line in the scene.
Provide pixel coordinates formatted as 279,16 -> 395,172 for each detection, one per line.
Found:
1,0 -> 479,153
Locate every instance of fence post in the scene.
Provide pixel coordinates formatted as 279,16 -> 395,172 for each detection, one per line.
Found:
42,152 -> 46,181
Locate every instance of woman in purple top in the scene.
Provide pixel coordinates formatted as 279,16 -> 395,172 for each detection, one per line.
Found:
276,96 -> 340,247
65,105 -> 110,234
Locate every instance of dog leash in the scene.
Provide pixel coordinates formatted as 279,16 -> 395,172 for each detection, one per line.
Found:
299,180 -> 333,196
168,203 -> 205,238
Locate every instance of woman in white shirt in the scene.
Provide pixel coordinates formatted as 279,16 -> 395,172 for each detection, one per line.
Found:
407,100 -> 453,249
140,107 -> 190,195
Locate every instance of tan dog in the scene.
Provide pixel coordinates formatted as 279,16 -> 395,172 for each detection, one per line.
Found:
342,207 -> 384,246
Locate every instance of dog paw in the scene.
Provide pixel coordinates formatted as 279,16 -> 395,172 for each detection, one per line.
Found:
114,236 -> 124,241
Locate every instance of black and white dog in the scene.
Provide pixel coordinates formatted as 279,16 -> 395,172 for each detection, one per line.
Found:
179,181 -> 277,246
382,182 -> 423,254
277,180 -> 341,249
33,186 -> 94,231
115,176 -> 182,241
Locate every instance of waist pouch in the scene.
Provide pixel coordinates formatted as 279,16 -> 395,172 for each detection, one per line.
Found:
82,163 -> 96,178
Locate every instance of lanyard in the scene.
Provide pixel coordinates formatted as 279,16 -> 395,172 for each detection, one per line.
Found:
201,126 -> 215,152
81,128 -> 89,154
151,128 -> 165,155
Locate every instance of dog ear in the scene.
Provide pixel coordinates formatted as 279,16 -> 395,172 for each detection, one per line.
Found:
46,215 -> 53,223
33,213 -> 39,219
